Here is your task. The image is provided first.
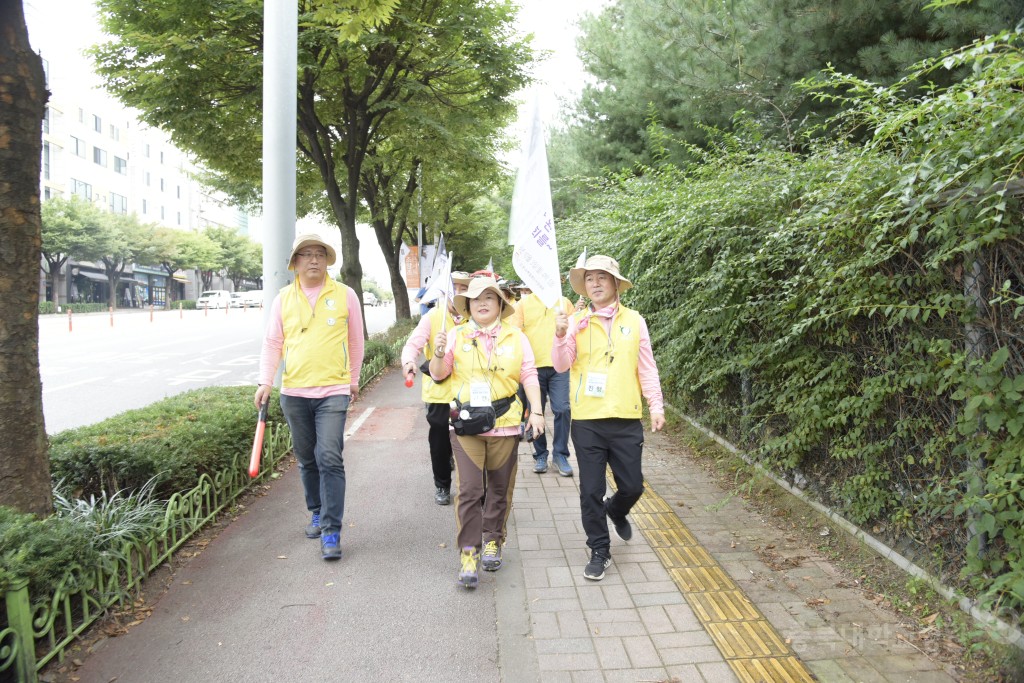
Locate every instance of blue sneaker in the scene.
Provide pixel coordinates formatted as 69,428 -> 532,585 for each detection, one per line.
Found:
321,532 -> 342,560
533,457 -> 548,474
304,513 -> 321,538
553,454 -> 573,477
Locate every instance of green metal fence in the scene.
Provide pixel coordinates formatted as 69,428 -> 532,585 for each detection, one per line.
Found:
0,341 -> 402,683
0,422 -> 291,683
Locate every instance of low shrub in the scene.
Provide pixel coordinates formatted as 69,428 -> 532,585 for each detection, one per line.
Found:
49,386 -> 284,500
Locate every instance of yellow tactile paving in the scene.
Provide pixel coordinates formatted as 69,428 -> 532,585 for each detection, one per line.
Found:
616,477 -> 816,682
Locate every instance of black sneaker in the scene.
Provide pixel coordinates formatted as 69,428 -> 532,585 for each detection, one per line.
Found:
304,512 -> 321,539
435,487 -> 451,505
605,499 -> 632,541
584,548 -> 611,581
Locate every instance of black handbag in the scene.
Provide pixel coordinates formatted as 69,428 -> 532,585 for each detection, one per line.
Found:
451,395 -> 515,436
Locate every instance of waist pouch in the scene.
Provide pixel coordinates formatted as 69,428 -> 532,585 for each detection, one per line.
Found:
451,396 -> 515,436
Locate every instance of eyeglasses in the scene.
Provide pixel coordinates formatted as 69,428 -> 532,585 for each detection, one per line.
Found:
296,250 -> 328,260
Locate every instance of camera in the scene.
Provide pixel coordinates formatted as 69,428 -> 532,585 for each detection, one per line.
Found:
523,424 -> 535,443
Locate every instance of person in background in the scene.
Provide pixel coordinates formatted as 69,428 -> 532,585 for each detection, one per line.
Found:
401,271 -> 473,506
429,277 -> 546,589
552,255 -> 665,581
508,282 -> 575,476
254,234 -> 364,561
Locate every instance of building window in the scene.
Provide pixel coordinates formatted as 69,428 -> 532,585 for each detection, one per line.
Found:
160,206 -> 165,220
70,178 -> 92,200
71,136 -> 87,158
44,186 -> 52,200
93,147 -> 107,166
142,199 -> 147,214
145,171 -> 151,186
42,57 -> 49,86
176,185 -> 181,199
177,211 -> 182,225
114,156 -> 128,175
110,193 -> 128,214
42,107 -> 50,134
78,108 -> 84,123
93,114 -> 102,133
159,178 -> 165,191
43,142 -> 50,180
109,124 -> 119,141
159,151 -> 164,164
144,143 -> 150,158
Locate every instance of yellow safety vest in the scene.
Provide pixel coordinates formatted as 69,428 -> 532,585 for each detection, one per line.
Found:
420,306 -> 458,404
513,293 -> 573,368
450,322 -> 525,430
280,278 -> 351,389
569,305 -> 643,419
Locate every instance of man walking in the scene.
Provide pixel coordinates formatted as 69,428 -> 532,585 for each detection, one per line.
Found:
401,271 -> 472,505
553,255 -> 665,581
509,282 -> 575,476
254,234 -> 364,561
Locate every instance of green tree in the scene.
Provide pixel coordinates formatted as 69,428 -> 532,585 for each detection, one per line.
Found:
0,0 -> 52,514
40,196 -> 105,305
82,212 -> 158,309
568,0 -> 1023,172
92,0 -> 527,307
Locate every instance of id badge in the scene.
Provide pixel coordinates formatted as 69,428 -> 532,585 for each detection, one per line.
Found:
470,381 -> 492,407
585,372 -> 608,398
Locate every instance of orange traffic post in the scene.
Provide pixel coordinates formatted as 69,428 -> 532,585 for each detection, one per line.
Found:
150,304 -> 154,322
68,307 -> 72,333
109,306 -> 114,327
179,302 -> 183,319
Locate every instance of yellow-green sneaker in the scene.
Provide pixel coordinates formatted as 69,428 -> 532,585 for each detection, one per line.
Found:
482,540 -> 502,571
459,546 -> 479,589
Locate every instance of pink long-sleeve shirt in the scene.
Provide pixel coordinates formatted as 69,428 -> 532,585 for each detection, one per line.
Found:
430,322 -> 539,437
551,307 -> 665,415
258,283 -> 364,397
400,308 -> 463,367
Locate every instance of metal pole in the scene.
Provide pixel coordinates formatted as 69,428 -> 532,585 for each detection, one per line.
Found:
262,0 -> 297,318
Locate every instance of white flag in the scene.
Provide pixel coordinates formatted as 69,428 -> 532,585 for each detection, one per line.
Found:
509,99 -> 561,308
419,251 -> 453,306
575,248 -> 587,268
486,257 -> 494,275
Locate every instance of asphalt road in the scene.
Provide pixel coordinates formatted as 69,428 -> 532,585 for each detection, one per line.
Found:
38,303 -> 398,434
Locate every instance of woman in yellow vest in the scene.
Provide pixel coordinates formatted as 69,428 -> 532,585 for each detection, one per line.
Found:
429,277 -> 546,589
399,272 -> 472,506
553,255 -> 665,581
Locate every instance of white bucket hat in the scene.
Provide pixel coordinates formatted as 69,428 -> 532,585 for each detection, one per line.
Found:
288,234 -> 337,271
453,276 -> 515,320
568,254 -> 632,297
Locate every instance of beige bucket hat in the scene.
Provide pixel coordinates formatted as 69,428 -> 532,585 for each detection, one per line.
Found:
288,233 -> 337,270
568,254 -> 632,297
451,271 -> 472,286
453,276 -> 515,320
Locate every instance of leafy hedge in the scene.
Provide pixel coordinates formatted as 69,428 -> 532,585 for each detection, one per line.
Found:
560,30 -> 1024,618
48,386 -> 285,500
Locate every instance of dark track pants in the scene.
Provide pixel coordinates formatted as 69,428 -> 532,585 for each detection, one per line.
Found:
571,418 -> 644,551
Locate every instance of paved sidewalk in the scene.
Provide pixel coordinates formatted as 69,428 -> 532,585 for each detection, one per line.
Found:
58,369 -> 958,682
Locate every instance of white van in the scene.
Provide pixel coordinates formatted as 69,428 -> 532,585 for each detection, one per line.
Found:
196,290 -> 232,309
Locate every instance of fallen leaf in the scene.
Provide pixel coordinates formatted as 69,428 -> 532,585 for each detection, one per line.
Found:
181,580 -> 192,585
326,582 -> 334,586
277,556 -> 288,559
922,613 -> 938,624
181,616 -> 190,622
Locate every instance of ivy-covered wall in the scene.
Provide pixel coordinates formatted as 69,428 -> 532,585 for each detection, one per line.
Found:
560,29 -> 1024,620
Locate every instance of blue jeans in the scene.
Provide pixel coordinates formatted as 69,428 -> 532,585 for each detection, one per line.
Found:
280,393 -> 350,535
533,367 -> 570,461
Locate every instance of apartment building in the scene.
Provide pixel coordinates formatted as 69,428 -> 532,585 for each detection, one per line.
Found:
29,3 -> 251,307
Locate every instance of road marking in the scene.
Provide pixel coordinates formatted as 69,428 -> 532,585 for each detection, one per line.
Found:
43,377 -> 106,394
345,406 -> 374,438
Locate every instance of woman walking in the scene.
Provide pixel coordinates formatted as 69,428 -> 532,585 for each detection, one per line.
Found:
429,277 -> 546,589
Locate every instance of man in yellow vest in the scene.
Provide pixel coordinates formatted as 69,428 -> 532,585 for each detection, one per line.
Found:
553,255 -> 665,581
400,271 -> 472,505
254,234 -> 364,561
508,282 -> 575,476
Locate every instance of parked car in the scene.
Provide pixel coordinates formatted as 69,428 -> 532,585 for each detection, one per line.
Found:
196,290 -> 232,309
362,292 -> 379,307
229,290 -> 264,308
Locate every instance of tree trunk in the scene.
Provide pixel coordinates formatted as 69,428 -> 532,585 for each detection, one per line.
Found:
45,254 -> 66,305
0,1 -> 53,515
